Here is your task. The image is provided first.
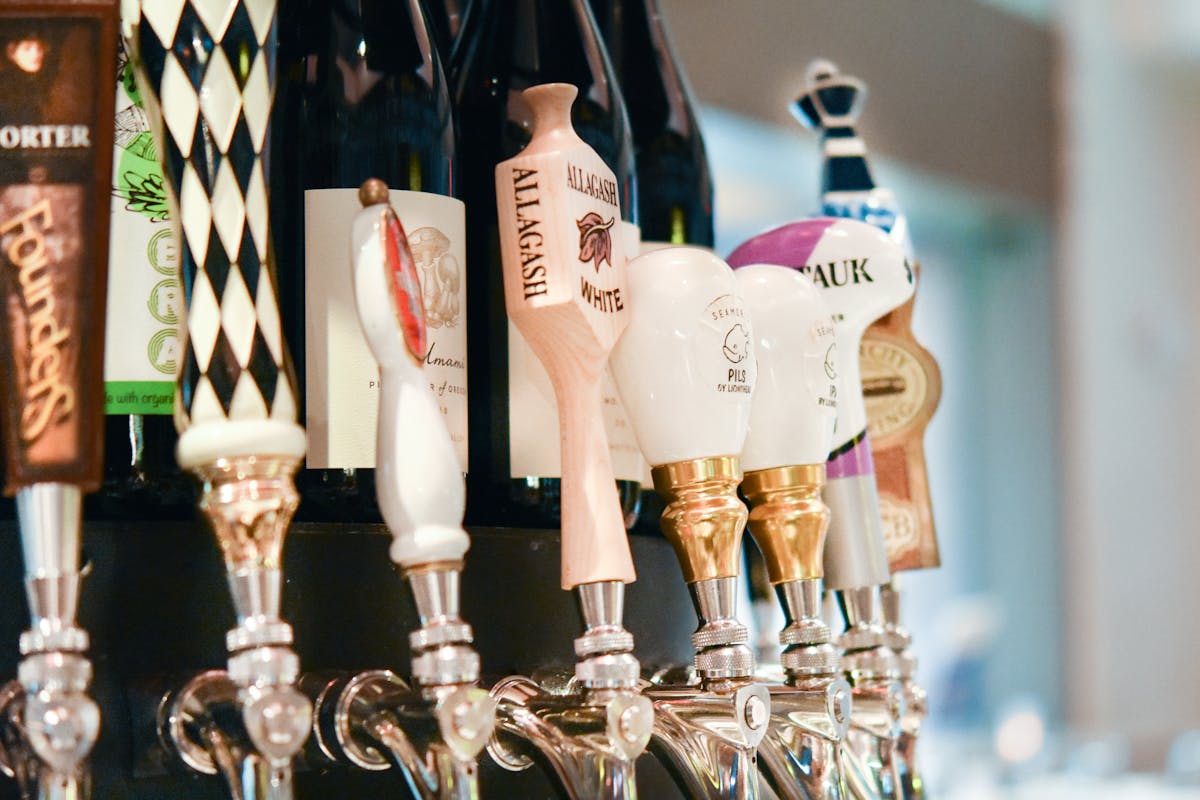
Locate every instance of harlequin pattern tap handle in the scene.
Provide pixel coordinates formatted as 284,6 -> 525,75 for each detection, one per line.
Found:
130,0 -> 302,468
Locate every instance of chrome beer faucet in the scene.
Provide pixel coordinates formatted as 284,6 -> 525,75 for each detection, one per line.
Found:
729,218 -> 916,800
731,262 -> 867,800
485,83 -> 653,800
128,1 -> 312,795
611,246 -> 772,800
298,181 -> 495,799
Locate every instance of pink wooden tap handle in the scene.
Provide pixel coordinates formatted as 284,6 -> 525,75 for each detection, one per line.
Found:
495,84 -> 635,590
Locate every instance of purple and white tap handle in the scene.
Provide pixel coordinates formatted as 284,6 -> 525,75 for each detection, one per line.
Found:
728,218 -> 912,590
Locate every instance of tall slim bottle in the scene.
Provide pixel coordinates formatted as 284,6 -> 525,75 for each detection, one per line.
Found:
95,38 -> 189,518
590,0 -> 712,249
274,0 -> 465,521
590,0 -> 714,537
454,0 -> 642,529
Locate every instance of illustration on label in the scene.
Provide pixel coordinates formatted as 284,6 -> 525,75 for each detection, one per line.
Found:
409,226 -> 460,330
879,495 -> 920,562
861,338 -> 927,441
577,212 -> 614,272
723,323 -> 749,364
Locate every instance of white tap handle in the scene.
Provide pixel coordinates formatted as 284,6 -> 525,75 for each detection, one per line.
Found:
611,246 -> 757,466
735,264 -> 838,471
351,181 -> 469,567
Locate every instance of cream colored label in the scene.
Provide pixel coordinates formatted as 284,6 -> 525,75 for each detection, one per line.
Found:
508,319 -> 642,481
861,338 -> 927,442
305,188 -> 466,470
879,494 -> 920,563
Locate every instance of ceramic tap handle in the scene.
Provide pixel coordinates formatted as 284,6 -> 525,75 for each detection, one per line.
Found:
728,218 -> 912,591
610,247 -> 756,466
351,180 -> 470,567
494,83 -> 635,590
736,264 -> 838,472
132,0 -> 306,471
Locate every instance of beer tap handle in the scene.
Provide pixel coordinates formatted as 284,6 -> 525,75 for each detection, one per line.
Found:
350,179 -> 469,568
0,4 -> 119,795
129,0 -> 311,784
609,246 -> 762,685
494,83 -> 635,591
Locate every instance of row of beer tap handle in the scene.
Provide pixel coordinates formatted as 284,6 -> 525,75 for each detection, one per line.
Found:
0,3 -> 936,796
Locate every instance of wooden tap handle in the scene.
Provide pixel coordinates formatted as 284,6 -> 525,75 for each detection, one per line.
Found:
495,84 -> 635,590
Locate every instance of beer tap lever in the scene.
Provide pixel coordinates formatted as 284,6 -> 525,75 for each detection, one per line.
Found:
0,6 -> 118,796
484,83 -> 652,800
611,246 -> 772,799
301,180 -> 495,799
128,1 -> 312,795
731,262 -> 866,799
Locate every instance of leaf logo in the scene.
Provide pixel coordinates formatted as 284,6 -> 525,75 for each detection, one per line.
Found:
576,212 -> 615,272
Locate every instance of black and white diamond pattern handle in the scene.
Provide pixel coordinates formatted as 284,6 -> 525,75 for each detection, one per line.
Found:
131,0 -> 301,465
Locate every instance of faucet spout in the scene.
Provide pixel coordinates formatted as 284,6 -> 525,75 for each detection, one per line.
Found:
305,670 -> 494,800
487,676 -> 650,800
642,682 -> 770,800
161,671 -> 305,800
756,679 -> 857,800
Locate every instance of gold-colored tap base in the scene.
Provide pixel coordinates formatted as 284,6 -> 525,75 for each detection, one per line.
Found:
742,464 -> 829,584
192,454 -> 302,572
652,456 -> 746,583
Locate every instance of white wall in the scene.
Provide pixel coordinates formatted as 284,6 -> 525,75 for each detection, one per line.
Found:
1060,0 -> 1200,767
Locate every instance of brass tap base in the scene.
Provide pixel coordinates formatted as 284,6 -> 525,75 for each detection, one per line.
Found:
742,464 -> 829,584
652,456 -> 747,583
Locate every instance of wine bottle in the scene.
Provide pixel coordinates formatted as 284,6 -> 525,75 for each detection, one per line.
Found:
590,0 -> 713,249
274,0 -> 464,522
590,0 -> 714,536
454,0 -> 642,529
94,37 -> 190,519
425,0 -> 468,67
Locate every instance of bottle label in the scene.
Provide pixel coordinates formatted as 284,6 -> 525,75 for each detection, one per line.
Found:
305,189 -> 467,470
103,43 -> 181,415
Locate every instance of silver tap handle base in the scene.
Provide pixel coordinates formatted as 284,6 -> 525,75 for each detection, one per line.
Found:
573,582 -> 642,690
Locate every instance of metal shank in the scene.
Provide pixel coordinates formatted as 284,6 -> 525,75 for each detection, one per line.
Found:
191,456 -> 312,784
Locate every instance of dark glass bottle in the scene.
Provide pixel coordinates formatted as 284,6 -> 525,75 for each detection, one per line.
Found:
454,0 -> 641,530
425,0 -> 469,67
590,0 -> 713,248
591,0 -> 714,536
274,0 -> 462,522
94,38 -> 192,520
